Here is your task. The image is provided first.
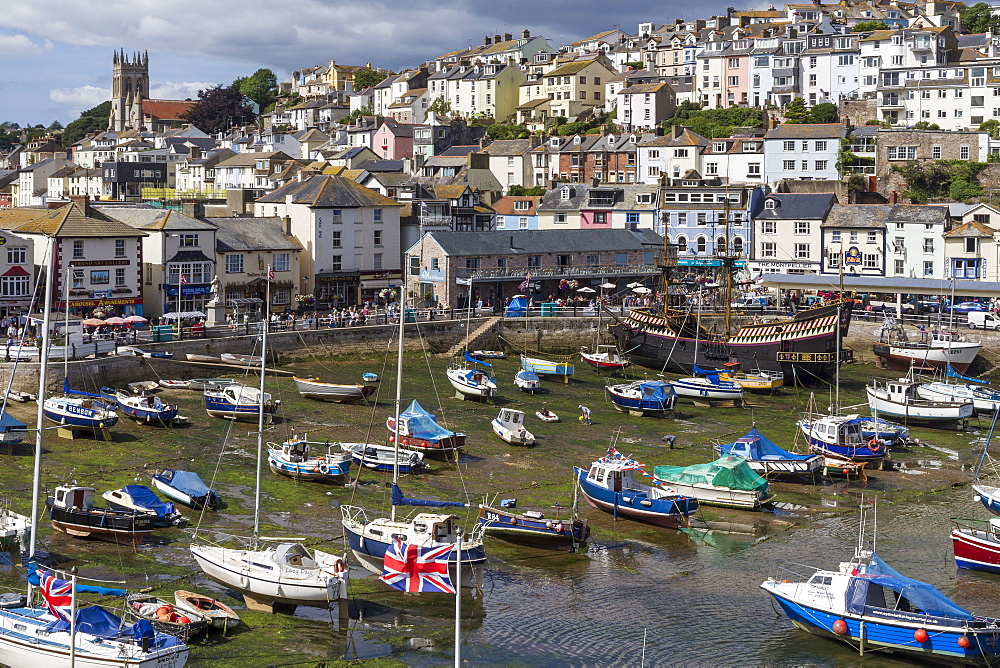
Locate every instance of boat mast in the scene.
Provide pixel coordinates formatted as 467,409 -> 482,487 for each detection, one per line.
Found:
836,244 -> 844,413
252,266 -> 271,546
28,238 -> 55,584
62,248 -> 70,382
973,408 -> 1000,482
391,292 -> 405,522
721,180 -> 733,337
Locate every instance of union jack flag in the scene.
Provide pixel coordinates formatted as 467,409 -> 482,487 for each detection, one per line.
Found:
180,274 -> 188,284
517,272 -> 531,293
599,446 -> 645,470
39,570 -> 73,621
379,539 -> 455,593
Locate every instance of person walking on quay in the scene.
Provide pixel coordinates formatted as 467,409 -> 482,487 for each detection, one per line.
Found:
578,404 -> 592,425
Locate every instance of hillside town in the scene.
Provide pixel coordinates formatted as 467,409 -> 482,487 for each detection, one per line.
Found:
1,0 -> 1000,324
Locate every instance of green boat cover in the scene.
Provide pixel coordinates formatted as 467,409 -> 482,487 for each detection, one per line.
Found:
653,455 -> 769,493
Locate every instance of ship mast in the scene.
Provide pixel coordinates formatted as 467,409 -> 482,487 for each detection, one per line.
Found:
721,176 -> 734,337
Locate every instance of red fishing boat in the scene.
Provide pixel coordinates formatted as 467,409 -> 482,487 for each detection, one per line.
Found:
952,518 -> 1000,573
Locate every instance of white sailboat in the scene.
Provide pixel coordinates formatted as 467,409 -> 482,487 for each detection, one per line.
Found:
0,238 -> 190,666
189,267 -> 348,613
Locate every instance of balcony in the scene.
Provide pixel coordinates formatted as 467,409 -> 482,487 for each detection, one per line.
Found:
455,263 -> 658,281
141,188 -> 227,200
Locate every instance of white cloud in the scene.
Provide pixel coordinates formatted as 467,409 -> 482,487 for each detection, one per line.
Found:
49,85 -> 109,109
0,33 -> 42,55
150,81 -> 215,101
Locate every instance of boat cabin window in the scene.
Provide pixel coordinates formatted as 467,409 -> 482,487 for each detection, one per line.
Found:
369,529 -> 383,537
865,584 -> 922,613
413,522 -> 428,534
511,413 -> 520,424
809,575 -> 832,586
391,533 -> 407,542
434,522 -> 450,539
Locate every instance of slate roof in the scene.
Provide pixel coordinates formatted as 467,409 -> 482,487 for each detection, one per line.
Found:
945,220 -> 994,238
256,175 -> 401,208
482,139 -> 532,156
355,160 -> 404,172
97,207 -> 217,231
427,228 -> 661,257
886,204 -> 950,225
764,124 -> 847,140
755,193 -> 837,220
206,217 -> 304,252
822,204 -> 892,228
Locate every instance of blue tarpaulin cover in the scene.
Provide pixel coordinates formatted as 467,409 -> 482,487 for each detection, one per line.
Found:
845,553 -> 975,620
692,364 -> 722,385
0,412 -> 25,430
391,483 -> 469,507
505,295 -> 528,318
639,381 -> 675,406
167,471 -> 211,498
43,606 -> 183,649
28,564 -> 126,596
947,364 -> 989,384
120,485 -> 176,519
397,400 -> 461,442
718,427 -> 815,462
464,352 -> 491,368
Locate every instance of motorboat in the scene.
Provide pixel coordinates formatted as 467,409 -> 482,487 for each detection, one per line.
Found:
173,590 -> 240,633
445,361 -> 497,399
477,505 -> 588,549
917,380 -> 1000,413
715,427 -> 822,479
186,378 -> 235,391
386,400 -> 465,455
952,518 -> 1000,574
343,442 -> 425,474
721,368 -> 784,392
491,409 -> 535,446
867,377 -> 973,425
46,485 -> 155,545
606,380 -> 676,417
151,470 -> 220,510
293,376 -> 374,404
576,453 -> 698,528
267,437 -> 352,483
762,548 -> 1000,663
0,413 -> 26,447
204,384 -> 279,422
652,456 -> 775,510
873,323 -> 980,373
798,412 -> 886,464
102,484 -> 185,527
514,369 -> 541,392
848,416 -> 910,445
101,387 -> 179,425
670,376 -> 744,401
43,394 -> 118,431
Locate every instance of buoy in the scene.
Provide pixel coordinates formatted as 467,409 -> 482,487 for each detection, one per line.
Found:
176,615 -> 191,624
389,435 -> 395,442
781,580 -> 790,583
832,619 -> 848,636
914,628 -> 929,643
843,468 -> 850,475
958,635 -> 971,649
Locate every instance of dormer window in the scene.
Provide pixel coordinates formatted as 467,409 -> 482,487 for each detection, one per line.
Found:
765,198 -> 777,210
551,137 -> 561,147
560,186 -> 571,200
606,134 -> 615,143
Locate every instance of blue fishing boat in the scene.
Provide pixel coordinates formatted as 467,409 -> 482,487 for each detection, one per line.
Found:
344,442 -> 425,474
151,469 -> 220,510
849,416 -> 910,445
477,504 -> 589,549
715,427 -> 822,478
100,387 -> 178,425
605,380 -> 676,416
204,384 -> 278,423
43,380 -> 118,431
575,449 -> 698,529
762,549 -> 1000,663
266,437 -> 352,482
102,484 -> 185,527
797,412 -> 885,464
0,412 -> 26,447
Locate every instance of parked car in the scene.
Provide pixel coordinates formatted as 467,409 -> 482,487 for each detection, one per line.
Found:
730,296 -> 769,310
945,301 -> 987,315
916,299 -> 941,314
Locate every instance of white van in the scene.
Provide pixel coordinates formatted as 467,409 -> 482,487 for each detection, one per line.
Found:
968,311 -> 1000,330
730,296 -> 769,310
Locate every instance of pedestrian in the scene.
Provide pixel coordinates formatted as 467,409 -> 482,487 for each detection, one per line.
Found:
578,404 -> 592,425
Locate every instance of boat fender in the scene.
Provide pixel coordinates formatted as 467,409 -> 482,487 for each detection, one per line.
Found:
155,605 -> 173,620
555,523 -> 563,533
958,635 -> 972,649
510,518 -> 517,525
832,619 -> 848,636
640,500 -> 653,507
914,628 -> 929,643
319,463 -> 330,475
545,521 -> 552,529
974,495 -> 982,503
175,614 -> 191,624
333,560 -> 346,574
313,466 -> 321,473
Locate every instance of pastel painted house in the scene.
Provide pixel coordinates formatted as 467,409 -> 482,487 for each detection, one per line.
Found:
493,196 -> 540,231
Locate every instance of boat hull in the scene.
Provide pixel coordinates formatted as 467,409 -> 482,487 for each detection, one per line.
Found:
477,506 -> 588,548
267,450 -> 351,483
605,385 -> 675,417
671,378 -> 743,400
873,342 -> 980,374
952,526 -> 1000,573
867,387 -> 973,424
46,500 -> 154,544
575,467 -> 695,528
386,416 -> 465,455
580,352 -> 630,370
917,383 -> 1000,414
520,356 -> 574,378
763,582 -> 1000,663
651,479 -> 772,509
491,419 -> 535,446
345,442 -> 425,473
293,377 -> 373,404
173,591 -> 239,632
151,476 -> 218,510
446,368 -> 496,397
974,484 -> 1000,516
204,396 -> 276,423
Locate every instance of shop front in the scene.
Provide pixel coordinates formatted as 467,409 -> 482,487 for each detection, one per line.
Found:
360,270 -> 403,307
315,272 -> 360,309
54,296 -> 144,318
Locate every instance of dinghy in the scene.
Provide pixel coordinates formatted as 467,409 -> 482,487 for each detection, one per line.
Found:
362,372 -> 379,383
118,347 -> 173,359
491,409 -> 535,446
173,590 -> 240,633
46,485 -> 156,545
126,593 -> 208,641
220,353 -> 261,366
185,353 -> 219,363
606,380 -> 676,417
652,456 -> 775,509
344,442 -> 425,474
715,427 -> 822,478
186,378 -> 234,391
152,469 -> 220,510
576,449 -> 698,528
102,484 -> 185,526
535,407 -> 559,422
469,350 -> 504,359
580,345 -> 630,371
514,369 -> 541,392
158,379 -> 190,389
101,387 -> 179,425
267,437 -> 352,482
293,376 -> 374,404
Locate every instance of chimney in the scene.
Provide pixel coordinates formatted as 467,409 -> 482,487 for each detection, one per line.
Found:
67,194 -> 90,215
282,215 -> 292,235
889,190 -> 898,204
484,35 -> 492,46
591,176 -> 601,187
504,33 -> 512,42
494,34 -> 502,44
672,125 -> 684,140
522,29 -> 530,39
529,134 -> 541,148
655,126 -> 665,137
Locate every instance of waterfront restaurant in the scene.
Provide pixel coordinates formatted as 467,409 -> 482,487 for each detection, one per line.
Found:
405,228 -> 663,309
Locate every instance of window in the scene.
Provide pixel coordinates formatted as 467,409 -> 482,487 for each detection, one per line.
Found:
794,243 -> 810,259
832,231 -> 842,244
594,212 -> 608,225
696,237 -> 707,253
114,239 -> 126,257
863,253 -> 878,269
6,247 -> 25,265
673,149 -> 689,158
761,242 -> 776,258
615,253 -> 628,265
838,55 -> 854,66
783,141 -> 795,152
0,274 -> 28,298
728,76 -> 739,87
815,141 -> 827,152
783,160 -> 795,171
330,209 -> 342,223
849,231 -> 858,244
115,268 -> 126,286
273,252 -> 291,272
374,253 -> 383,270
932,145 -> 942,159
225,254 -> 244,274
332,231 -> 341,248
828,249 -> 840,268
430,257 -> 440,271
465,258 -> 481,270
272,288 -> 290,305
409,256 -> 420,276
966,237 -> 979,253
815,160 -> 828,171
923,261 -> 934,276
748,163 -> 761,176
924,238 -> 934,253
894,259 -> 904,274
90,270 -> 109,285
867,231 -> 877,243
762,221 -> 776,234
373,230 -> 383,247
676,237 -> 687,252
527,255 -> 541,268
887,146 -> 917,160
178,233 -> 199,247
795,222 -> 810,235
975,213 -> 991,224
497,257 -> 507,269
697,213 -> 707,225
73,240 -> 84,259
373,209 -> 382,223
519,217 -> 529,229
961,146 -> 970,160
72,269 -> 84,288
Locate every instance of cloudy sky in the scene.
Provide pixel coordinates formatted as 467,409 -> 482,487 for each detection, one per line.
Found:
0,0 -> 737,128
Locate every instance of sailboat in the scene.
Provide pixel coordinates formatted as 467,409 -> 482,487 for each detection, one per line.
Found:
445,353 -> 497,399
342,300 -> 486,589
915,365 -> 1000,413
972,410 -> 1000,516
190,267 -> 348,613
580,289 -> 629,371
0,238 -> 190,666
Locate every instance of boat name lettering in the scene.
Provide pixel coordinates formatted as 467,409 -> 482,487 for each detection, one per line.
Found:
66,405 -> 92,416
777,352 -> 834,362
485,512 -> 500,522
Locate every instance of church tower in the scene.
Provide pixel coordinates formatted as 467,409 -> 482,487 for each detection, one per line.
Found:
109,50 -> 149,132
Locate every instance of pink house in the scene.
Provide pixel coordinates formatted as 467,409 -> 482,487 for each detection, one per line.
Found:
372,122 -> 415,160
723,47 -> 750,108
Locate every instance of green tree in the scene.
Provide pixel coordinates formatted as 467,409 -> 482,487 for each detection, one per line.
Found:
353,68 -> 389,91
852,20 -> 890,31
485,124 -> 529,140
893,160 -> 987,203
913,121 -> 941,130
48,120 -> 64,131
60,100 -> 112,147
428,96 -> 452,114
783,97 -> 811,123
233,68 -> 278,114
662,104 -> 764,138
961,2 -> 1000,33
507,185 -> 547,196
180,85 -> 255,135
623,61 -> 644,69
341,103 -> 373,125
810,102 -> 839,123
981,119 -> 1000,138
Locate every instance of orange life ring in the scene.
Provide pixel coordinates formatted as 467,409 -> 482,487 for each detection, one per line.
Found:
333,560 -> 346,574
868,439 -> 881,452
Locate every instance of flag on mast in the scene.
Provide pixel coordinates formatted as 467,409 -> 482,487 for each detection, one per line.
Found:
39,570 -> 73,621
180,274 -> 188,284
518,271 -> 531,292
380,538 -> 455,593
268,266 -> 274,280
